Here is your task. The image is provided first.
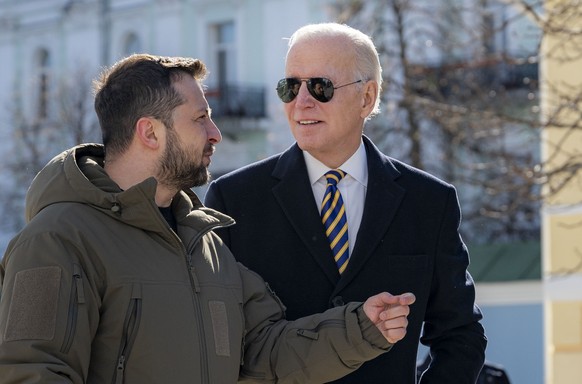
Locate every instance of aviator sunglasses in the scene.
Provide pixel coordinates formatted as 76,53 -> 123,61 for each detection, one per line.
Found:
276,77 -> 363,103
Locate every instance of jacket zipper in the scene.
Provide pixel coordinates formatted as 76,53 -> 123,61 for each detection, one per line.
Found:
61,264 -> 86,353
295,319 -> 346,340
112,283 -> 143,384
239,303 -> 246,366
182,223 -> 227,384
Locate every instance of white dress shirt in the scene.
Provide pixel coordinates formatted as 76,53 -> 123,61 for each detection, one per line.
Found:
304,141 -> 368,255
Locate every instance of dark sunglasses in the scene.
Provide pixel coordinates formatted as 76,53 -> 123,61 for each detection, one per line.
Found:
276,77 -> 363,103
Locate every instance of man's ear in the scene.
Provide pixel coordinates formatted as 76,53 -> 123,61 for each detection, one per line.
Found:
135,117 -> 160,149
360,80 -> 378,118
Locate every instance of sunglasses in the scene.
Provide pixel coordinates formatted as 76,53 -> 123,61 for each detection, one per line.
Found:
276,77 -> 363,103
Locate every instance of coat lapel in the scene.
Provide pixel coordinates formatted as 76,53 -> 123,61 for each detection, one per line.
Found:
271,144 -> 340,285
334,137 -> 406,293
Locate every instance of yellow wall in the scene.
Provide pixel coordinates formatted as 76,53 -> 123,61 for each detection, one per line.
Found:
541,1 -> 582,383
547,301 -> 582,383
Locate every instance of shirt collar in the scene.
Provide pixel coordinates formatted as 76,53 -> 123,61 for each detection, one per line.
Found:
303,140 -> 368,187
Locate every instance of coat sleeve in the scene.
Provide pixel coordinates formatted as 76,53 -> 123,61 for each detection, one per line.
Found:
204,180 -> 232,246
0,231 -> 99,383
237,263 -> 392,383
419,186 -> 487,383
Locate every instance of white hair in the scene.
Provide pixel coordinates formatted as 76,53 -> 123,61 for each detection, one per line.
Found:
287,23 -> 383,117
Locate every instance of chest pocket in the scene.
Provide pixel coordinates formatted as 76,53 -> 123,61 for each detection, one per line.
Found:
112,283 -> 142,384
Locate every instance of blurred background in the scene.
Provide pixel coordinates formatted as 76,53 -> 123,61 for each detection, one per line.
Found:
1,1 -> 581,382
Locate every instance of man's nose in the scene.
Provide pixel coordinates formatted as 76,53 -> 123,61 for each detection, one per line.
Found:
294,82 -> 314,106
207,120 -> 222,144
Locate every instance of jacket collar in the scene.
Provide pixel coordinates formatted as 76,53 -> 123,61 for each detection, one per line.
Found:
25,144 -> 234,246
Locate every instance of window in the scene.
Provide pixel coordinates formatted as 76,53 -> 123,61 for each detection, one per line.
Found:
212,21 -> 236,86
205,21 -> 265,118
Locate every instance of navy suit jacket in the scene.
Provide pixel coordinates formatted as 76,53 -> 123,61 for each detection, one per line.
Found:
205,136 -> 486,383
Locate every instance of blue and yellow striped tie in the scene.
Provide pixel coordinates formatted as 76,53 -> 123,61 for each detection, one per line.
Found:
321,169 -> 349,274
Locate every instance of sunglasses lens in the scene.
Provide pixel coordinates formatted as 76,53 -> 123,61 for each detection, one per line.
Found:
277,78 -> 301,103
276,78 -> 335,103
307,78 -> 334,102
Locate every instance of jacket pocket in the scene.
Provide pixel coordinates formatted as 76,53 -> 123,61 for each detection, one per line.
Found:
112,283 -> 142,384
60,264 -> 86,354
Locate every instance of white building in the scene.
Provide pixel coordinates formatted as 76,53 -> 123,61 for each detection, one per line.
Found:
0,1 -> 544,383
0,0 -> 334,176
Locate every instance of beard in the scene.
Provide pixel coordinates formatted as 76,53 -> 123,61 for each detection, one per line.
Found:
157,129 -> 212,190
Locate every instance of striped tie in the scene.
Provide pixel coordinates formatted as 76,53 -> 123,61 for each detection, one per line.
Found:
321,169 -> 349,274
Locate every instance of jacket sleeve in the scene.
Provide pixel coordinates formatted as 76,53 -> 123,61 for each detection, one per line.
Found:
237,263 -> 392,383
0,231 -> 99,383
419,186 -> 487,383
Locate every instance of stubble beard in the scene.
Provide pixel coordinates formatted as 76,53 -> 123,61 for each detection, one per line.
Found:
157,130 -> 211,190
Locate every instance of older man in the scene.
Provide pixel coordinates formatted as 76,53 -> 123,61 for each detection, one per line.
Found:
205,23 -> 487,383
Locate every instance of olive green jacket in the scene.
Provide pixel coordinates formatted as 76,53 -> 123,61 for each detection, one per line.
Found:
0,144 -> 391,383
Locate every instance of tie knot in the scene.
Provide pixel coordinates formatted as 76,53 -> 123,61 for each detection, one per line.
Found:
324,169 -> 346,186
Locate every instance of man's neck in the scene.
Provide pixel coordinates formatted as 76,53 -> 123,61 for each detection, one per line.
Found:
104,151 -> 176,208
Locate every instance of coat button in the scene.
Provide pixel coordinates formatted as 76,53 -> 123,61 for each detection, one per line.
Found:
331,296 -> 344,307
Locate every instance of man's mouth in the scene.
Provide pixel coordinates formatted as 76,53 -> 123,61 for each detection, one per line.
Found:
203,145 -> 215,160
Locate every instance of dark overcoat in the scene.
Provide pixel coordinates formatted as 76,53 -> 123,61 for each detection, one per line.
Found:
205,136 -> 487,383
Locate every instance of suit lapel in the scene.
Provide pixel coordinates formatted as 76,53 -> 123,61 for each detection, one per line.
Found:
271,145 -> 340,285
334,137 -> 406,292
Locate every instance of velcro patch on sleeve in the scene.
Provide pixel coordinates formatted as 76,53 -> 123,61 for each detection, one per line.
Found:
208,300 -> 230,356
4,266 -> 62,341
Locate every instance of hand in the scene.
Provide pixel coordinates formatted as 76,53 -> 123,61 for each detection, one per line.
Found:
363,292 -> 416,344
